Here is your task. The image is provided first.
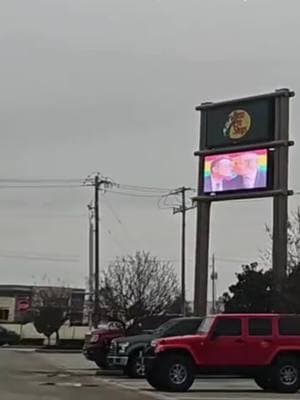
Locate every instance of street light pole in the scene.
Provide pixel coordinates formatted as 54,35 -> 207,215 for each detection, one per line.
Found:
210,254 -> 217,314
181,188 -> 186,316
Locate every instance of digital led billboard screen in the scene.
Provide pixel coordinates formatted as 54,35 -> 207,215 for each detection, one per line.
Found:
203,149 -> 268,194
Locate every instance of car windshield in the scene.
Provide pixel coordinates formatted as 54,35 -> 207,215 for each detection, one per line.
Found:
153,319 -> 178,336
197,317 -> 215,334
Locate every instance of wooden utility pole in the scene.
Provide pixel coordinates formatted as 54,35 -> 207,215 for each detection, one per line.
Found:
173,187 -> 195,316
181,188 -> 186,316
93,175 -> 100,328
194,201 -> 211,316
85,174 -> 114,328
87,203 -> 94,329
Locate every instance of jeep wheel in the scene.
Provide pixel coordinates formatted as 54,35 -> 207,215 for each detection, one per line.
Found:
254,374 -> 275,392
159,354 -> 194,392
125,354 -> 145,378
273,356 -> 300,393
146,369 -> 165,390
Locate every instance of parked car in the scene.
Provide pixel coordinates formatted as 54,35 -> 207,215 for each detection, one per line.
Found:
0,326 -> 20,346
108,317 -> 203,378
126,314 -> 182,336
83,315 -> 181,369
145,313 -> 300,393
83,322 -> 126,368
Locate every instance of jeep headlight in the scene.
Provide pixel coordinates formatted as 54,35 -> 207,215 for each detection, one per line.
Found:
118,342 -> 130,354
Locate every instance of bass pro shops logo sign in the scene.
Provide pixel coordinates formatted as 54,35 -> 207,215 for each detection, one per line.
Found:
223,109 -> 251,140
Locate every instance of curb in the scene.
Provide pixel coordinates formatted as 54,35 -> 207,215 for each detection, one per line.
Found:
35,349 -> 82,354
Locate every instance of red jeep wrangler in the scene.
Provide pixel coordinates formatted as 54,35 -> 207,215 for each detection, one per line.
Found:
144,314 -> 300,393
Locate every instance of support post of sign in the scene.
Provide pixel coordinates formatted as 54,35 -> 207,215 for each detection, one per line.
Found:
272,90 -> 291,309
194,107 -> 212,317
273,196 -> 288,307
194,201 -> 211,316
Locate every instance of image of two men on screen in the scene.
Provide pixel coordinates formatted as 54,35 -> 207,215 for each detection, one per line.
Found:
203,149 -> 267,193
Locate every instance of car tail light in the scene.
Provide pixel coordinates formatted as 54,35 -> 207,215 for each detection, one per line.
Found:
90,334 -> 100,343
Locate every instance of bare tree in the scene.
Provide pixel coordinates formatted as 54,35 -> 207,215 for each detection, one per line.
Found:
32,286 -> 71,345
100,251 -> 179,323
262,207 -> 300,272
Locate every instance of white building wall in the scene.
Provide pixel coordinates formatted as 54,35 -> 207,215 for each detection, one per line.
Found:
0,296 -> 16,322
1,323 -> 89,340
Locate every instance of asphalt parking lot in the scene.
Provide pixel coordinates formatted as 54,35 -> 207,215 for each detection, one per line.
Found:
97,373 -> 299,400
41,352 -> 299,400
5,350 -> 300,400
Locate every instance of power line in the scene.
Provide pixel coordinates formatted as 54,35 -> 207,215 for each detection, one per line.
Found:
0,254 -> 79,262
102,222 -> 127,254
102,197 -> 123,225
158,187 -> 197,210
159,255 -> 256,264
105,189 -> 168,198
118,184 -> 173,193
214,256 -> 257,264
0,212 -> 86,218
0,178 -> 83,182
0,177 -> 299,196
0,185 -> 84,189
102,196 -> 141,250
0,178 -> 175,192
0,248 -> 80,262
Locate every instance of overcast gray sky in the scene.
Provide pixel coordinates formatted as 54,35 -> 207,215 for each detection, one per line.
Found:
0,0 -> 299,301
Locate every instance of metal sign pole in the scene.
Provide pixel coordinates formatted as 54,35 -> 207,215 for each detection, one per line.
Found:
194,108 -> 211,316
272,90 -> 291,310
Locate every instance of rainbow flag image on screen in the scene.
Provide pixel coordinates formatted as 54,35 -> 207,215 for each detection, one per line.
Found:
203,149 -> 268,193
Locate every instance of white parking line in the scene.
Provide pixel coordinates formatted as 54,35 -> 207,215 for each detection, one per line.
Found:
100,377 -> 168,400
169,398 -> 292,400
97,375 -> 299,400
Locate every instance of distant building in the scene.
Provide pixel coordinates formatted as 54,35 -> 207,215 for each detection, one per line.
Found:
0,284 -> 85,325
